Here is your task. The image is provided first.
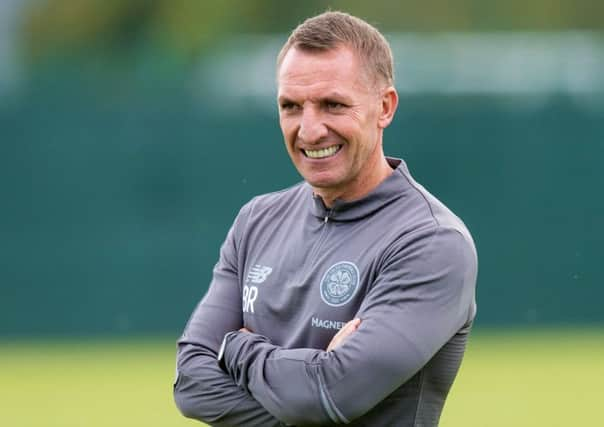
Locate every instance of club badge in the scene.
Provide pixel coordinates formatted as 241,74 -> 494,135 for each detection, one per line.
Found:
320,261 -> 360,307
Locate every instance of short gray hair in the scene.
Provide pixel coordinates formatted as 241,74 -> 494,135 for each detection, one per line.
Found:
277,11 -> 394,86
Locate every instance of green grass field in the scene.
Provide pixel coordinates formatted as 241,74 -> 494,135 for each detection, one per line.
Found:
1,328 -> 602,427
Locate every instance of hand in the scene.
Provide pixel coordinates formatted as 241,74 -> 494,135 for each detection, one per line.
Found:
239,327 -> 252,333
326,318 -> 361,352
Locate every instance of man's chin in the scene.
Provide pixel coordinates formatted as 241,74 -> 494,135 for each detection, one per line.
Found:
305,177 -> 349,201
305,176 -> 341,190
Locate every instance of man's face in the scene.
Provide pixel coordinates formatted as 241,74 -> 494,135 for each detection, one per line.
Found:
277,45 -> 385,201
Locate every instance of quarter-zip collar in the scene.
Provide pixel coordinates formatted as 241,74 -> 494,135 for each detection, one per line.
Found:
309,157 -> 410,222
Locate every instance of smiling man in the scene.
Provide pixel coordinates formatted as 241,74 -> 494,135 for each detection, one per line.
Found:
174,11 -> 477,427
277,43 -> 396,206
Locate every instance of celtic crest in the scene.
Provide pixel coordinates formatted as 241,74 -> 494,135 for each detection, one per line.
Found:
320,262 -> 360,307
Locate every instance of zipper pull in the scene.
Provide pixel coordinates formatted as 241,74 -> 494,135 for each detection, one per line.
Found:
324,208 -> 334,224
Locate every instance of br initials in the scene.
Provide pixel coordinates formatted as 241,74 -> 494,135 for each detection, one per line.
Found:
242,285 -> 258,313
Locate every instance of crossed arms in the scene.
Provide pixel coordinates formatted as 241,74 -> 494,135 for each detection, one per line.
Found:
174,224 -> 476,426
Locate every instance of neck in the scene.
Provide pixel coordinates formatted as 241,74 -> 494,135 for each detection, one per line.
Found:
315,155 -> 393,208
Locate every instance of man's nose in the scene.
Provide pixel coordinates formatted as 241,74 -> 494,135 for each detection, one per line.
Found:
298,107 -> 328,144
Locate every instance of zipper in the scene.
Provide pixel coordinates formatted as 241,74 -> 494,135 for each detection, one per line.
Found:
311,208 -> 334,264
300,209 -> 334,280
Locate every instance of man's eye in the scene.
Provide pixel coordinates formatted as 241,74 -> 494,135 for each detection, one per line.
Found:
326,101 -> 345,110
280,103 -> 297,111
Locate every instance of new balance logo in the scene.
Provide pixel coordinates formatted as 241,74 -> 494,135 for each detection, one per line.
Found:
246,265 -> 273,284
243,265 -> 272,313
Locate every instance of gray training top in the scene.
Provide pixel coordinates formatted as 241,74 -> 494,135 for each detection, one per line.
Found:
174,157 -> 477,427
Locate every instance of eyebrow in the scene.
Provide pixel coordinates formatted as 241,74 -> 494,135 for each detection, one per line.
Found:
277,95 -> 293,104
321,91 -> 350,100
278,91 -> 352,104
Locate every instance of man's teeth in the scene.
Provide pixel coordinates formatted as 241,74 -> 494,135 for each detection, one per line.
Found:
304,145 -> 340,159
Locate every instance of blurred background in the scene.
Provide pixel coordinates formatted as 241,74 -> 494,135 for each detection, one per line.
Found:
1,1 -> 602,426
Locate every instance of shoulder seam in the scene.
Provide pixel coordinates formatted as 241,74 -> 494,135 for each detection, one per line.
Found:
398,168 -> 440,228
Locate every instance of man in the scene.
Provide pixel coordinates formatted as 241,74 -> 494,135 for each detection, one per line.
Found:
174,11 -> 477,427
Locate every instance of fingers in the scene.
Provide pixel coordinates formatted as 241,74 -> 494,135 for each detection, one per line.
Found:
326,318 -> 361,352
348,318 -> 361,330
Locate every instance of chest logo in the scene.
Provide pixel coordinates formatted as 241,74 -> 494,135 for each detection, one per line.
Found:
246,264 -> 273,284
243,264 -> 272,314
320,261 -> 360,307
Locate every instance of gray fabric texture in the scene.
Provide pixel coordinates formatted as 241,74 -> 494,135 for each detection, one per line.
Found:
174,157 -> 477,426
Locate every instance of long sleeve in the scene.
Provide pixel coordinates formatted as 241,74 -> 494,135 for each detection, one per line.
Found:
220,227 -> 477,426
173,204 -> 282,427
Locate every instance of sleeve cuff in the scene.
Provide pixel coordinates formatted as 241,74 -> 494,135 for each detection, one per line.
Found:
217,330 -> 239,373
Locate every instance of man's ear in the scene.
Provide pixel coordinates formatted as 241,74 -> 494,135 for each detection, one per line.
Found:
377,86 -> 398,129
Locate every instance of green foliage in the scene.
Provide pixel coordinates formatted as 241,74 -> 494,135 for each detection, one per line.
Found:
20,0 -> 327,71
20,0 -> 604,74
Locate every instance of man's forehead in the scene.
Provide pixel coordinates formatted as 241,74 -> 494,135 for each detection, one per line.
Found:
277,46 -> 371,94
277,76 -> 368,101
279,45 -> 357,74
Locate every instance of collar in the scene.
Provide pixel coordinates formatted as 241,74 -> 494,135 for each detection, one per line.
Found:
309,157 -> 409,221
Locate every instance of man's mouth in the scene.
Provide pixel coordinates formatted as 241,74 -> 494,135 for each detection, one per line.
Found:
303,145 -> 342,159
